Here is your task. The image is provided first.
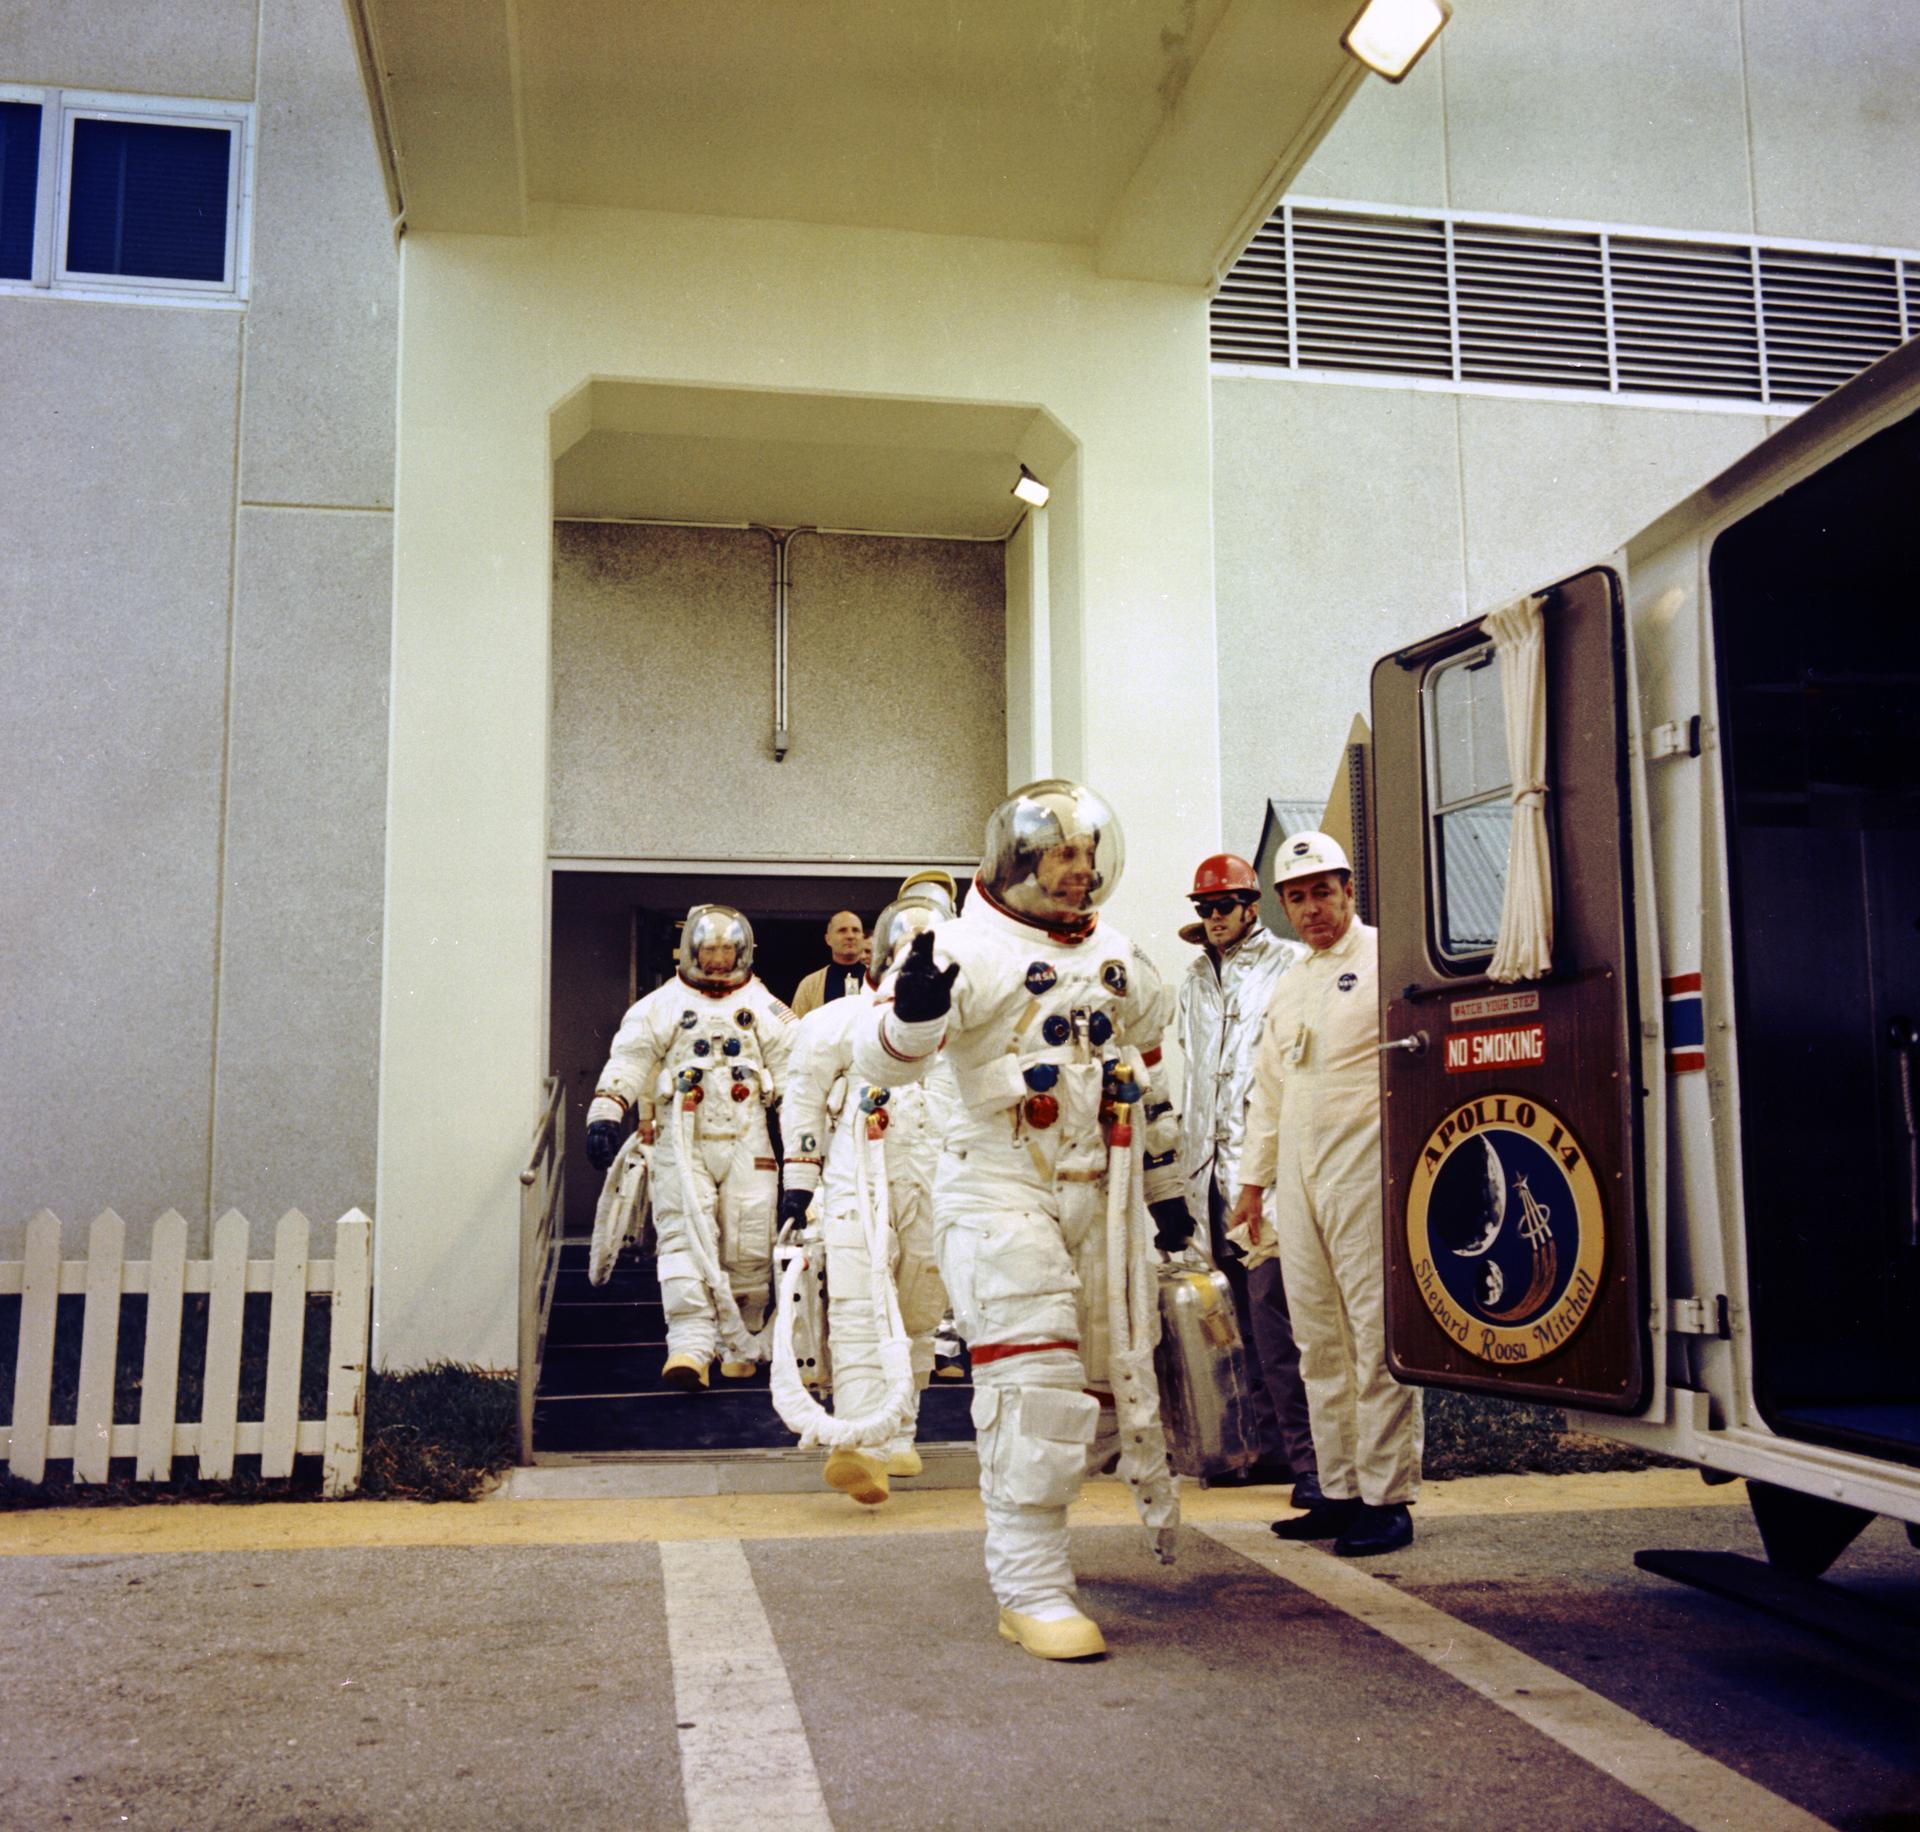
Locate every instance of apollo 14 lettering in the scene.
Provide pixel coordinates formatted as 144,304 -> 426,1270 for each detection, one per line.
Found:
1406,1092 -> 1606,1365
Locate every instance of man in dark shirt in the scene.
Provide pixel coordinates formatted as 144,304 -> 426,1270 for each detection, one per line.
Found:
791,910 -> 868,1016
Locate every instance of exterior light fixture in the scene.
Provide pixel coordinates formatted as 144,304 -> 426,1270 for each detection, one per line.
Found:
1013,465 -> 1051,508
1341,0 -> 1450,82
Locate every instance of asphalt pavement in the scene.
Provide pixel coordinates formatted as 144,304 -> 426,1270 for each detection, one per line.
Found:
1,1470 -> 1914,1831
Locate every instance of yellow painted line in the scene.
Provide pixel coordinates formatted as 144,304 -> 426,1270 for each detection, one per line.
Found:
0,1468 -> 1744,1558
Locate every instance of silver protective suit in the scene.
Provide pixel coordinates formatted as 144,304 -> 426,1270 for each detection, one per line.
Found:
851,888 -> 1183,1620
1175,922 -> 1305,1229
782,987 -> 953,1456
589,975 -> 797,1362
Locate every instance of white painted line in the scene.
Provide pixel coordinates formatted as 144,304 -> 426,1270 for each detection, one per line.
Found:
659,1537 -> 834,1832
1199,1524 -> 1831,1832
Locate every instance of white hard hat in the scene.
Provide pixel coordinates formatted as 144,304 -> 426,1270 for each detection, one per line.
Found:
1272,831 -> 1351,887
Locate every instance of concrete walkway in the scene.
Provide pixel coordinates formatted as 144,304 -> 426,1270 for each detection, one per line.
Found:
3,1472 -> 1914,1831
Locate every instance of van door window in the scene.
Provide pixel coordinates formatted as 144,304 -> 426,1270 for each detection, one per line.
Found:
1424,643 -> 1514,962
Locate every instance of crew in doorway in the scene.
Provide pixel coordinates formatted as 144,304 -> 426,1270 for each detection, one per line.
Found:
791,911 -> 869,1016
585,906 -> 798,1391
778,896 -> 954,1505
851,781 -> 1193,1662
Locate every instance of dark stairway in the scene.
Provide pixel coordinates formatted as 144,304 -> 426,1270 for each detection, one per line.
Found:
533,1238 -> 978,1456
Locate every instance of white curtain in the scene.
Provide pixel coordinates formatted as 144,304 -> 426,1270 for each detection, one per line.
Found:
1486,593 -> 1552,983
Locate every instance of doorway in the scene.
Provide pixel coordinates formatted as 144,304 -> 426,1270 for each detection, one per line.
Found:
1710,404 -> 1920,1469
538,862 -> 974,1457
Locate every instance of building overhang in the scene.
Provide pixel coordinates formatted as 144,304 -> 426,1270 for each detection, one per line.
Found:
344,0 -> 1366,286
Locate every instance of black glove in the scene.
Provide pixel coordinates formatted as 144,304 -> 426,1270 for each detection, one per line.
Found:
1149,1197 -> 1195,1254
892,929 -> 958,1023
778,1188 -> 813,1231
585,1119 -> 622,1172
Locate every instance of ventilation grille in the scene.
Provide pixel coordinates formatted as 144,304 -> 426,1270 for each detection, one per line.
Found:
1215,203 -> 1918,410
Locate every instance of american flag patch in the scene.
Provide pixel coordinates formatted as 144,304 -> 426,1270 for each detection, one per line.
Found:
1664,972 -> 1705,1073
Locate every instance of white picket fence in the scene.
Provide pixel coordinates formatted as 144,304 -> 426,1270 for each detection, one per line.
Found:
2,1207 -> 373,1497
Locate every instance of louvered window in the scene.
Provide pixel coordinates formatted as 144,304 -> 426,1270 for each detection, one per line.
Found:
1216,201 -> 1918,413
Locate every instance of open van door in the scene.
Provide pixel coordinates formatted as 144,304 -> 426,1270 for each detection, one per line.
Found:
1370,569 -> 1649,1411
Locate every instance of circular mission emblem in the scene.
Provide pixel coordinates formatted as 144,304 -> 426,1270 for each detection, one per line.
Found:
1406,1092 -> 1606,1365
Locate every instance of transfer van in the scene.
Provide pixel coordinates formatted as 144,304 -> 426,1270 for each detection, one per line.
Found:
1369,335 -> 1920,1581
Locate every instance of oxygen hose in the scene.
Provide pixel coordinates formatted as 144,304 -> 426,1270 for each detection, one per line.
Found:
1103,1071 -> 1179,1564
768,1120 -> 916,1450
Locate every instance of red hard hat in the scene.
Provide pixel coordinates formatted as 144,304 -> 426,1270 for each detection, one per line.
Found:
1188,853 -> 1260,901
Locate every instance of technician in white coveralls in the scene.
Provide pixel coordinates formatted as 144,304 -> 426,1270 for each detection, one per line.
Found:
855,782 -> 1194,1661
1233,834 -> 1422,1557
779,897 -> 953,1506
585,907 -> 797,1392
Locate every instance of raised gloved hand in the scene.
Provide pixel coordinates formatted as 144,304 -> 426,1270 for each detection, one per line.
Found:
1149,1197 -> 1195,1254
586,1119 -> 622,1172
778,1188 -> 813,1232
891,929 -> 958,1023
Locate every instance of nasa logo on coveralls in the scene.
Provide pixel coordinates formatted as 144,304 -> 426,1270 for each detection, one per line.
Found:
736,1008 -> 755,1028
679,1010 -> 697,1029
1024,961 -> 1057,994
1405,1092 -> 1606,1365
1337,972 -> 1358,992
1101,960 -> 1128,995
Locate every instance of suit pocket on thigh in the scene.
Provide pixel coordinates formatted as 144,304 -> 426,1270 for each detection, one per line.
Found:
972,1385 -> 1098,1508
970,1214 -> 1078,1337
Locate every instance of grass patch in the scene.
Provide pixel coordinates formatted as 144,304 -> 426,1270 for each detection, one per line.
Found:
357,1364 -> 518,1502
1422,1386 -> 1675,1479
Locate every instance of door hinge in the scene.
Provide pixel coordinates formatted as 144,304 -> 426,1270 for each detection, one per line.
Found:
1668,1294 -> 1731,1338
1646,715 -> 1703,761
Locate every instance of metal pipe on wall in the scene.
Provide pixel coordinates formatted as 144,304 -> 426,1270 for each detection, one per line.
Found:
751,525 -> 817,762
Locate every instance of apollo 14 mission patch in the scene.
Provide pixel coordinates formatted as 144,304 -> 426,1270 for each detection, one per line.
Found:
1406,1092 -> 1605,1365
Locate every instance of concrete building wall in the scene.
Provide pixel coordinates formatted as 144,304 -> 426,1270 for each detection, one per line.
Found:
0,0 -> 397,1249
549,524 -> 1006,862
1211,0 -> 1920,853
377,207 -> 1222,1367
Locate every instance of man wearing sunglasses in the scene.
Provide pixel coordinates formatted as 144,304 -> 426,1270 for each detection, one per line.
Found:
1175,855 -> 1318,1503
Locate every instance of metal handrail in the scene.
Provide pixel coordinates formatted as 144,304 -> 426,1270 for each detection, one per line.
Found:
517,1075 -> 567,1464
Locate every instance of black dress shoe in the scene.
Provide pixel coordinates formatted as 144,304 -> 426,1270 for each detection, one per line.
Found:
1333,1502 -> 1413,1558
1214,1458 -> 1295,1488
1270,1497 -> 1361,1540
1289,1472 -> 1326,1510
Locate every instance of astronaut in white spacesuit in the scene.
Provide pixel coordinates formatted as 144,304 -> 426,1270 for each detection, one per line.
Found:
779,896 -> 954,1505
853,782 -> 1193,1661
585,906 -> 797,1391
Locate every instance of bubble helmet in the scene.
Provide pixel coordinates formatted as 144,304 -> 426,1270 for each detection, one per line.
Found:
677,904 -> 755,993
896,868 -> 959,920
866,896 -> 943,988
977,779 -> 1124,936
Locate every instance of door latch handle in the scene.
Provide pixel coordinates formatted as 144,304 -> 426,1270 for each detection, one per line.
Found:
1891,1016 -> 1918,1248
1378,1030 -> 1429,1058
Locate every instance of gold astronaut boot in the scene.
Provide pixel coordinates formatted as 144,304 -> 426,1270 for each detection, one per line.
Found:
823,1448 -> 891,1505
660,1353 -> 709,1393
996,1605 -> 1108,1661
886,1446 -> 924,1478
717,1358 -> 758,1380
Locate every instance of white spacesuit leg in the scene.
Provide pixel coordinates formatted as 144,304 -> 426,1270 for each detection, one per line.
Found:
821,1194 -> 887,1422
652,1144 -> 721,1369
716,1132 -> 778,1343
887,1186 -> 947,1461
942,1200 -> 1104,1655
